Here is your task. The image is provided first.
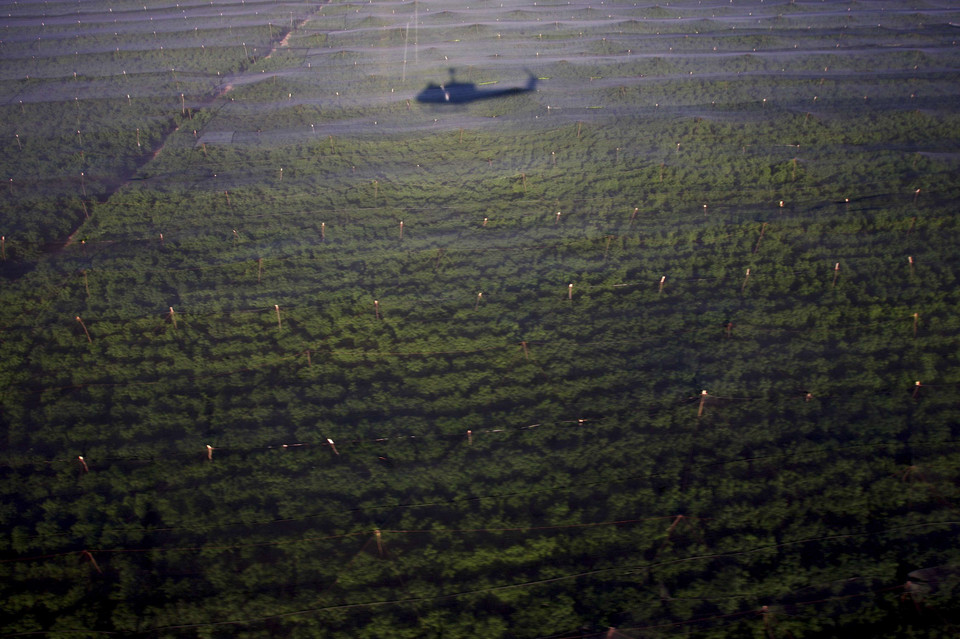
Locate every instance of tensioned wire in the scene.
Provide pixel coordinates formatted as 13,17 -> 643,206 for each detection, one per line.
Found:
53,523 -> 960,634
4,436 -> 958,539
3,215 -> 948,330
10,309 -> 950,391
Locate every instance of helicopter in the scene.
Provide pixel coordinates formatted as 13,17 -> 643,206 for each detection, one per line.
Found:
416,68 -> 537,104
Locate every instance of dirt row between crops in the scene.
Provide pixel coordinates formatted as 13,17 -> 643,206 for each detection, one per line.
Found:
59,15 -> 316,252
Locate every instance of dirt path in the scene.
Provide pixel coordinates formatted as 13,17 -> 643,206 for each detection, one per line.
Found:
264,17 -> 308,59
58,15 -> 315,253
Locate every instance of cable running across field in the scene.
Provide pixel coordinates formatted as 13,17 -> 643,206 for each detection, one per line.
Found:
0,516 -> 692,565
15,319 -> 957,395
138,520 -> 956,632
5,437 -> 958,552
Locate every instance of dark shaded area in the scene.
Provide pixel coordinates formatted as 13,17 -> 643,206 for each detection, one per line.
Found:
416,68 -> 537,104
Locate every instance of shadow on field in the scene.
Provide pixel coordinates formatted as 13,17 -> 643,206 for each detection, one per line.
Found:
416,68 -> 537,104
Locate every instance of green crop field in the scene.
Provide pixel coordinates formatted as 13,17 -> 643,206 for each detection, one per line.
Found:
2,0 -> 960,637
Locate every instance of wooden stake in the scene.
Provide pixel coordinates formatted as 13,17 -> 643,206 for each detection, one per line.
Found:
1,236 -> 5,261
568,283 -> 574,300
697,390 -> 708,417
741,268 -> 751,293
761,606 -> 773,636
399,220 -> 403,240
169,307 -> 177,329
475,292 -> 483,311
467,430 -> 472,445
327,437 -> 339,455
482,217 -> 488,227
79,550 -> 102,574
908,255 -> 914,275
658,275 -> 666,295
520,341 -> 529,359
664,514 -> 685,538
753,222 -> 767,254
206,444 -> 213,460
75,316 -> 92,343
832,262 -> 840,287
321,222 -> 325,241
603,235 -> 614,260
275,304 -> 282,330
555,211 -> 561,226
374,300 -> 380,320
725,322 -> 733,338
78,455 -> 89,472
913,312 -> 919,338
630,207 -> 638,224
912,381 -> 922,400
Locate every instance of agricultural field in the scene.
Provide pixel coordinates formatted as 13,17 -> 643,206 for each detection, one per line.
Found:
2,0 -> 960,636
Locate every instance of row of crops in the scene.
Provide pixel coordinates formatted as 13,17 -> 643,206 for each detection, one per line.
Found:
3,1 -> 960,637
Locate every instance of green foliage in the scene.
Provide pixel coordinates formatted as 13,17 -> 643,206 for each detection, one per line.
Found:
2,0 -> 960,637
